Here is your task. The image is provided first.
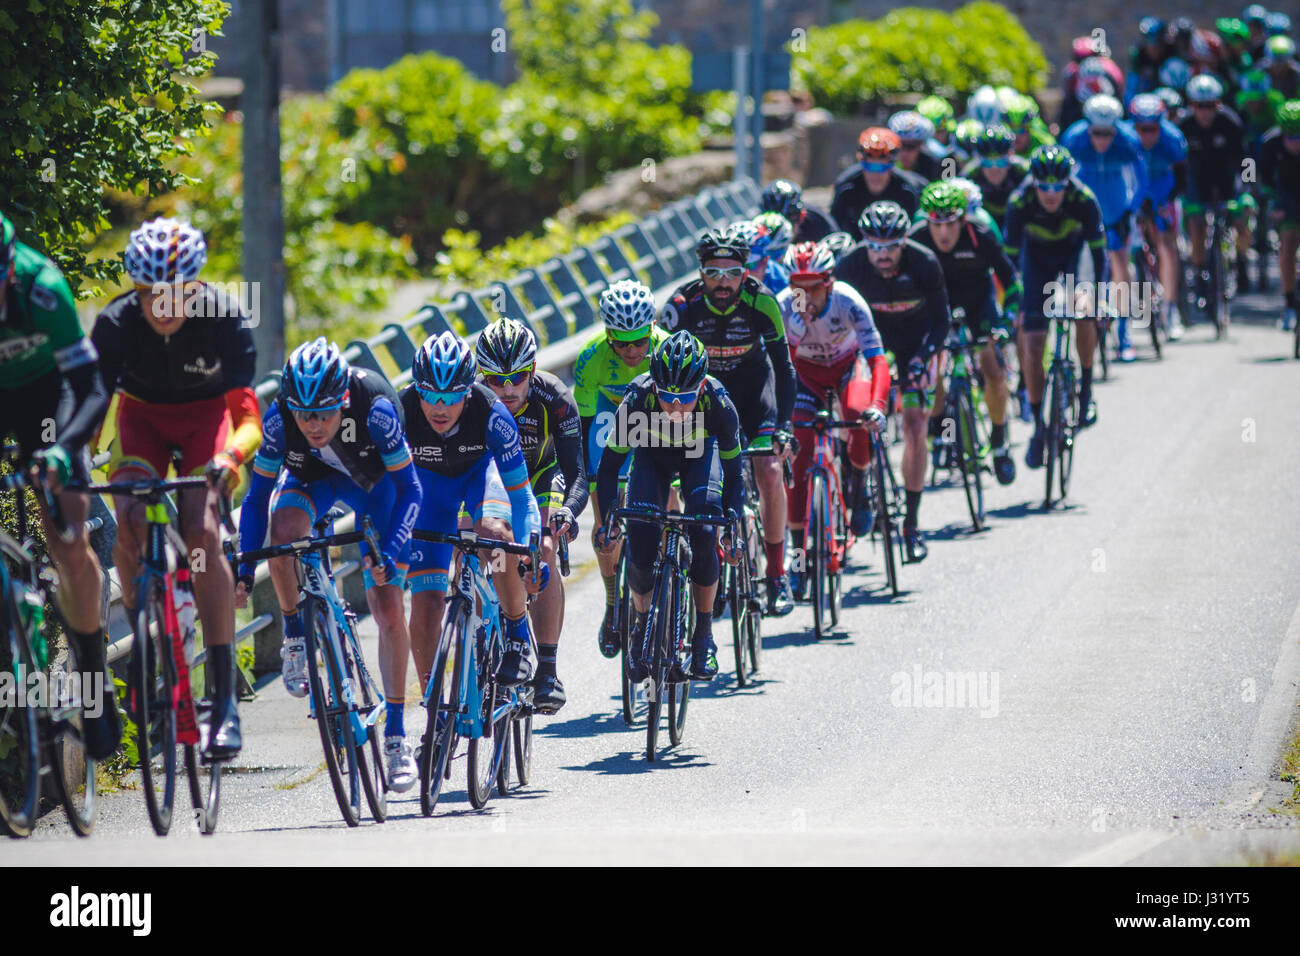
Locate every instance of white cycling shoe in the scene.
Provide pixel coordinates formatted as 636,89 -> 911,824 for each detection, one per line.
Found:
385,737 -> 417,793
281,638 -> 310,699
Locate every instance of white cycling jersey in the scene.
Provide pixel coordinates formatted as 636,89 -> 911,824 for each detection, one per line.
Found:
778,282 -> 885,367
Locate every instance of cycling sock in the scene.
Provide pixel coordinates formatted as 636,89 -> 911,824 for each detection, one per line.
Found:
504,612 -> 530,643
68,626 -> 108,677
283,608 -> 303,640
927,415 -> 944,438
1031,402 -> 1043,430
1081,366 -> 1093,391
536,642 -> 558,675
207,644 -> 235,704
385,700 -> 405,738
764,540 -> 784,575
905,490 -> 921,528
1287,291 -> 1296,309
990,423 -> 1006,448
603,573 -> 618,607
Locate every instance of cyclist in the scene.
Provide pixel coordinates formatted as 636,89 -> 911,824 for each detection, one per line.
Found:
1127,17 -> 1174,103
1062,56 -> 1124,130
760,179 -> 838,243
1062,94 -> 1149,361
916,95 -> 959,163
1263,36 -> 1300,101
235,338 -> 420,789
954,119 -> 986,165
474,318 -> 586,713
574,279 -> 668,657
963,124 -> 1031,230
889,111 -> 944,182
1129,93 -> 1190,340
834,201 -> 950,562
1005,94 -> 1056,158
1258,99 -> 1300,330
95,217 -> 261,760
593,331 -> 744,682
400,331 -> 544,705
821,231 -> 858,265
0,211 -> 119,759
748,212 -> 794,294
831,128 -> 926,241
1178,74 -> 1253,302
1004,145 -> 1107,466
966,85 -> 1005,130
1247,5 -> 1270,61
660,227 -> 797,616
909,180 -> 1021,486
778,240 -> 890,597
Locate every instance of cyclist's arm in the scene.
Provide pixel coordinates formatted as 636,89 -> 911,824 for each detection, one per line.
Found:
981,228 -> 1022,322
485,400 -> 541,544
1080,192 -> 1108,283
551,382 -> 590,519
366,397 -> 422,564
1002,198 -> 1025,266
236,404 -> 286,580
33,265 -> 109,454
842,289 -> 891,412
595,392 -> 635,518
753,291 -> 797,425
1170,159 -> 1188,201
222,387 -> 263,469
919,257 -> 951,360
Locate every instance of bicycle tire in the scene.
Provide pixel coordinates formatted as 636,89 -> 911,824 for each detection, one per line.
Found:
135,577 -> 177,836
872,440 -> 899,597
744,504 -> 763,672
667,573 -> 690,747
467,629 -> 508,809
1207,222 -> 1223,337
49,631 -> 96,837
829,473 -> 843,627
1058,365 -> 1077,501
645,546 -> 674,762
419,613 -> 460,817
495,703 -> 513,796
184,741 -> 219,835
809,470 -> 829,640
955,388 -> 985,531
1044,366 -> 1061,509
617,549 -> 639,726
304,599 -> 362,827
513,712 -> 532,786
729,547 -> 748,687
0,569 -> 40,838
352,644 -> 387,824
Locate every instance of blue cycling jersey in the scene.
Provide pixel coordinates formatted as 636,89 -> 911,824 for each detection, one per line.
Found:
1061,120 -> 1149,224
1136,118 -> 1188,207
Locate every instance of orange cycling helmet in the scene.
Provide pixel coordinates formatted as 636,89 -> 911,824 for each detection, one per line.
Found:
857,127 -> 901,160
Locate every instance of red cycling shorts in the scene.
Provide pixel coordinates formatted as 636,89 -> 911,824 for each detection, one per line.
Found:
110,392 -> 230,481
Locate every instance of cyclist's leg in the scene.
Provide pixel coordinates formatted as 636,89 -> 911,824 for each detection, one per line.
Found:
839,356 -> 876,529
623,447 -> 671,614
719,364 -> 786,585
407,470 -> 462,693
466,459 -> 527,622
1154,204 -> 1182,331
1106,215 -> 1134,357
266,473 -> 333,697
787,374 -> 821,542
174,396 -> 235,650
896,356 -> 933,559
1185,199 -> 1208,274
588,393 -> 625,628
107,395 -> 174,612
528,467 -> 565,651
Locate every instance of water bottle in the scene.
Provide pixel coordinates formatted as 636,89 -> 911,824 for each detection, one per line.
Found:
174,569 -> 198,667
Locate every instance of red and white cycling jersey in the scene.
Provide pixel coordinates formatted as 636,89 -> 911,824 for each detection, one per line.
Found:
778,282 -> 885,367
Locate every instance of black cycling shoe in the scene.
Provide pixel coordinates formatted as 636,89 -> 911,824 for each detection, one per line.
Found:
851,504 -> 875,537
788,569 -> 806,602
205,695 -> 242,760
531,671 -> 566,715
903,526 -> 928,563
81,691 -> 123,761
496,632 -> 537,688
1081,398 -> 1098,429
1025,430 -> 1045,469
688,640 -> 719,681
992,445 -> 1016,485
764,575 -> 794,617
598,606 -> 620,659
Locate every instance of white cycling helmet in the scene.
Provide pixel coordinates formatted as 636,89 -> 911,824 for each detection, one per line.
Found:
124,217 -> 207,284
949,177 -> 983,215
599,279 -> 656,339
887,110 -> 935,143
1185,73 -> 1224,103
967,86 -> 1004,127
1083,94 -> 1123,129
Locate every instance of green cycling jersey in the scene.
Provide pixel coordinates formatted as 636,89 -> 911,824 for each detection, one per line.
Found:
572,324 -> 669,416
0,241 -> 96,388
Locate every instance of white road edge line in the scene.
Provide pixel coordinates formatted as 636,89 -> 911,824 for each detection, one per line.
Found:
1059,831 -> 1176,867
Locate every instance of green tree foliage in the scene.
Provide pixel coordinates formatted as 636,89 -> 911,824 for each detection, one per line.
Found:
0,0 -> 228,294
791,2 -> 1049,115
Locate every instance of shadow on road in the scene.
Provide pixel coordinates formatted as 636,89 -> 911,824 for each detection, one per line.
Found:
560,748 -> 713,776
535,707 -> 643,740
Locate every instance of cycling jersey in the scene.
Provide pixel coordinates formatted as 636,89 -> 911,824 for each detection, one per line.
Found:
1125,43 -> 1172,102
907,217 -> 1021,327
901,150 -> 945,183
0,241 -> 105,458
759,259 -> 790,295
1061,121 -> 1149,225
1259,129 -> 1300,226
1135,118 -> 1189,207
1004,177 -> 1107,328
780,282 -> 885,371
830,166 -> 926,241
960,156 -> 1031,227
238,367 -> 421,585
1177,106 -> 1246,207
573,324 -> 669,472
486,369 -> 588,519
792,206 -> 838,243
833,239 -> 950,369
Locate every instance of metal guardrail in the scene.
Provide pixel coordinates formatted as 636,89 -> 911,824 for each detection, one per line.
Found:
78,177 -> 760,676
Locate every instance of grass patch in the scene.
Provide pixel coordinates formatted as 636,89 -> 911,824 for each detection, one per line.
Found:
275,762 -> 326,791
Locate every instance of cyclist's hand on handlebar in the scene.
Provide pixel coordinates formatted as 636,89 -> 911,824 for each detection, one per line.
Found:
774,426 -> 798,460
519,553 -> 550,593
594,521 -> 621,554
861,406 -> 887,433
550,506 -> 578,542
234,574 -> 253,610
363,553 -> 396,587
30,445 -> 73,494
906,356 -> 926,388
206,451 -> 241,495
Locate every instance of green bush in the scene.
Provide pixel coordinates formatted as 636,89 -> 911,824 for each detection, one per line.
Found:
791,2 -> 1049,115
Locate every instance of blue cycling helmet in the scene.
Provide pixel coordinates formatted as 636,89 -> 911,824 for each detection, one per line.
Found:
413,330 -> 476,393
1129,93 -> 1166,122
1030,144 -> 1074,183
282,338 -> 350,411
1268,13 -> 1291,37
1139,17 -> 1165,40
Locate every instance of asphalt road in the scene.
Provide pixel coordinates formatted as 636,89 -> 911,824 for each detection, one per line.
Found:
13,293 -> 1300,866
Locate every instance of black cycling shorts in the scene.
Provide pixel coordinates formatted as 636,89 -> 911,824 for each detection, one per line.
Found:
715,360 -> 777,443
0,371 -> 91,484
624,440 -> 724,595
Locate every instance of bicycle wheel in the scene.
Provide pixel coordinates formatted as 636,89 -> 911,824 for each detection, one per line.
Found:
351,645 -> 386,824
49,632 -> 96,837
303,599 -> 362,827
645,552 -> 674,762
1206,223 -> 1223,337
1097,318 -> 1110,382
1134,248 -> 1162,360
466,633 -> 508,809
134,576 -> 177,836
0,568 -> 40,838
419,614 -> 460,817
184,740 -> 219,835
617,549 -> 640,726
1044,366 -> 1062,509
1058,366 -> 1077,502
495,701 -> 513,796
667,578 -> 690,747
513,712 -> 533,787
872,441 -> 899,597
1294,318 -> 1299,361
954,388 -> 985,531
828,482 -> 843,627
809,470 -> 829,640
729,547 -> 749,687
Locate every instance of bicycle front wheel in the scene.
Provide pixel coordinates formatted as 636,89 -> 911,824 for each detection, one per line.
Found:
1044,367 -> 1062,509
728,550 -> 748,687
617,549 -> 640,726
872,440 -> 899,597
134,577 -> 178,836
809,471 -> 830,640
304,599 -> 362,827
419,611 -> 461,817
513,712 -> 533,787
1058,366 -> 1077,501
49,632 -> 96,837
351,645 -> 387,824
667,571 -> 690,747
467,633 -> 508,809
955,388 -> 985,531
0,580 -> 40,838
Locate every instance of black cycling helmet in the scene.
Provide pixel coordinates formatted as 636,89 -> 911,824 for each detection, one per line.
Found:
413,330 -> 476,393
977,123 -> 1017,156
282,337 -> 350,411
475,317 -> 537,376
858,201 -> 911,241
820,231 -> 857,263
650,330 -> 708,393
1030,144 -> 1074,183
760,179 -> 805,220
696,227 -> 749,264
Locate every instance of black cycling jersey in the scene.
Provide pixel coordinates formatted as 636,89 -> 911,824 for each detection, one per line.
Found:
402,382 -> 509,479
830,166 -> 926,240
961,156 -> 1031,227
659,274 -> 796,426
906,217 -> 1021,320
278,367 -> 405,492
493,369 -> 589,518
792,206 -> 838,243
92,284 -> 256,404
1177,107 -> 1246,205
1259,128 -> 1300,201
833,239 -> 950,365
901,149 -> 945,184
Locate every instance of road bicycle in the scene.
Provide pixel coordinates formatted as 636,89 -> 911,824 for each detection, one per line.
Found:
0,464 -> 96,838
722,447 -> 776,684
79,469 -> 234,835
1185,202 -> 1236,339
931,312 -> 997,532
865,380 -> 910,598
1042,316 -> 1081,510
1131,213 -> 1165,360
415,527 -> 541,815
232,508 -> 387,827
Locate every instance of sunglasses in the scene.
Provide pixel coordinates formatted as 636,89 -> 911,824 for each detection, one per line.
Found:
789,274 -> 830,286
864,238 -> 903,252
899,141 -> 923,150
1036,180 -> 1068,192
656,386 -> 701,405
417,385 -> 470,406
1088,127 -> 1116,138
483,368 -> 532,387
981,156 -> 1011,168
925,212 -> 962,223
1134,123 -> 1160,133
608,335 -> 651,350
860,160 -> 894,173
701,265 -> 746,279
1192,102 -> 1218,110
288,402 -> 343,423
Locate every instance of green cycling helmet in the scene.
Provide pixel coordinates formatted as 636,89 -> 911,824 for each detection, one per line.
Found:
1278,99 -> 1300,134
1029,144 -> 1073,183
916,95 -> 956,133
651,331 -> 709,393
1267,35 -> 1297,60
1216,17 -> 1249,43
920,180 -> 968,221
955,118 -> 985,155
